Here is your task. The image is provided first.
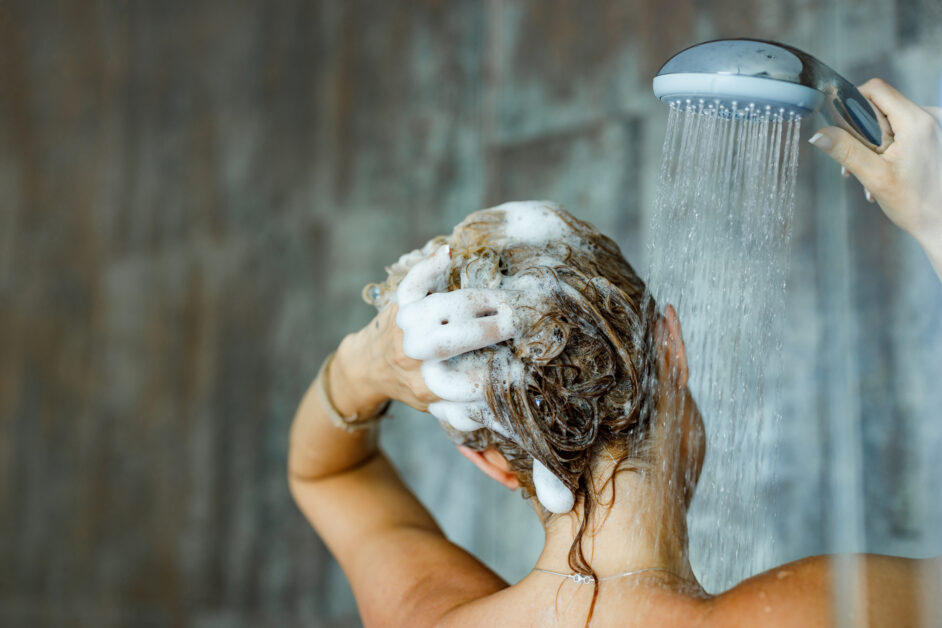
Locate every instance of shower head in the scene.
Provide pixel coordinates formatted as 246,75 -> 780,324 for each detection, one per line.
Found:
653,38 -> 893,153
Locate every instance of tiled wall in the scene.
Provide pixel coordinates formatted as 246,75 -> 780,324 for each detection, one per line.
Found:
2,1 -> 940,626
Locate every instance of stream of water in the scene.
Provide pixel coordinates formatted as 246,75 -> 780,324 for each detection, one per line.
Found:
645,101 -> 802,593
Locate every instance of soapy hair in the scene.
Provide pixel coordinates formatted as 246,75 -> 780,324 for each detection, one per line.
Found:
365,204 -> 660,622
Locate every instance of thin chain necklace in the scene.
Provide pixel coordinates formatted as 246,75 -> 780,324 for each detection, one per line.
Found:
532,566 -> 690,585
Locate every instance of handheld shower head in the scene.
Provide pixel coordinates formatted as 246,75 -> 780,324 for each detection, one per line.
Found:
653,39 -> 893,153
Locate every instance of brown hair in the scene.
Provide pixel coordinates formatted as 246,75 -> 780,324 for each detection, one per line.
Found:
366,203 -> 661,622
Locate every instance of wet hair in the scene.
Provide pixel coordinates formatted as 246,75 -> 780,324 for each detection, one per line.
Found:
365,203 -> 661,622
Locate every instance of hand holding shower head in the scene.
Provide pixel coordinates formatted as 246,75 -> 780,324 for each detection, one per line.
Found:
653,38 -> 893,153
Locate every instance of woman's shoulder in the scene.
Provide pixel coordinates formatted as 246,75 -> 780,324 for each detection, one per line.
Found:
704,556 -> 833,627
709,554 -> 929,628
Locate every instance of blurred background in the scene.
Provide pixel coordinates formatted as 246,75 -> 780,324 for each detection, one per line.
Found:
2,1 -> 941,626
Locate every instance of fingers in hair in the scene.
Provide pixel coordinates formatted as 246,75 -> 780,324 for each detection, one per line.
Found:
396,245 -> 450,306
397,289 -> 517,360
421,355 -> 489,402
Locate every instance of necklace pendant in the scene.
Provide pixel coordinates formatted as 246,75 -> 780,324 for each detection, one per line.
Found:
569,573 -> 596,585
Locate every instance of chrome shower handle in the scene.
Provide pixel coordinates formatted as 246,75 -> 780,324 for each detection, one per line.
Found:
767,39 -> 893,153
818,75 -> 894,154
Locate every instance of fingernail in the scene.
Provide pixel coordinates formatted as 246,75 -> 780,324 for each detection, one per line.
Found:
808,132 -> 834,150
841,166 -> 850,178
865,188 -> 875,203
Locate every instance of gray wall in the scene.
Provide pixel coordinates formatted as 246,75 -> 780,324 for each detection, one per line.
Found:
2,1 -> 940,626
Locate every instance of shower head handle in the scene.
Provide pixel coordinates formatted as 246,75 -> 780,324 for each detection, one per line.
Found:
654,39 -> 894,153
808,58 -> 894,154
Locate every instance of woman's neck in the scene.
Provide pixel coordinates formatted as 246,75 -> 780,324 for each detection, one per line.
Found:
532,468 -> 696,583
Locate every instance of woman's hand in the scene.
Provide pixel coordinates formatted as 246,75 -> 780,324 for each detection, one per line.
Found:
332,304 -> 440,414
328,244 -> 456,416
332,243 -> 519,423
808,78 -> 942,277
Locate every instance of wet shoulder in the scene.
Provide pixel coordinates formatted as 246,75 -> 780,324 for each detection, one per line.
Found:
708,554 -> 928,628
705,556 -> 833,628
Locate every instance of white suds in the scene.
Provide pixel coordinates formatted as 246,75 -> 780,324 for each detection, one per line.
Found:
493,201 -> 573,246
397,290 -> 517,361
427,401 -> 484,432
421,354 -> 488,402
391,202 -> 583,514
395,244 -> 450,306
532,458 -> 575,514
427,400 -> 515,439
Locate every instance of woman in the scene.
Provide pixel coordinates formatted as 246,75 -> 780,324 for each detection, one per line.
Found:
288,79 -> 941,627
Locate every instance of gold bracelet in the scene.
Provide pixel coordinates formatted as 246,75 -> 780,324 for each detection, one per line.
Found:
315,351 -> 390,433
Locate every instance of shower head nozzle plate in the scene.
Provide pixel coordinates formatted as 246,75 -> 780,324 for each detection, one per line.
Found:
653,73 -> 823,117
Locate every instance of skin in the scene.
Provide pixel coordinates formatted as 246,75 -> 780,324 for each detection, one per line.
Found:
289,79 -> 942,627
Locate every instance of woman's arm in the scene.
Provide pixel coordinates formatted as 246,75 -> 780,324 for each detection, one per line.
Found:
288,308 -> 509,626
808,79 -> 942,281
288,249 -> 513,626
286,306 -> 429,484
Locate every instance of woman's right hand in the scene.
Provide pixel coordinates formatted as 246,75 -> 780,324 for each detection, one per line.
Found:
808,78 -> 942,277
